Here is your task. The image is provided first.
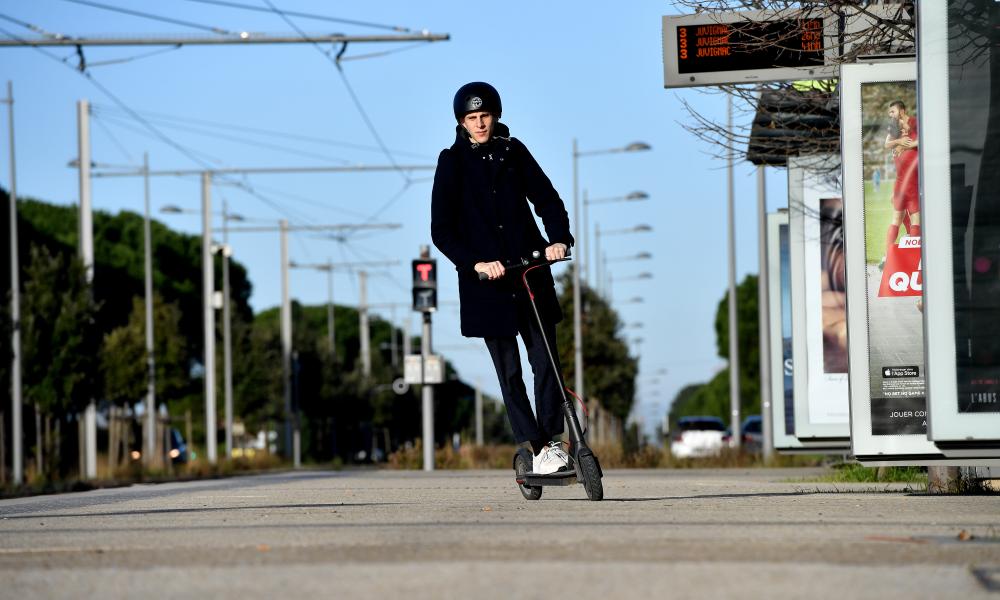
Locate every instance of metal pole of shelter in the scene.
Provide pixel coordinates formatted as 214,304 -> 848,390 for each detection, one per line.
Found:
78,99 -> 98,479
757,166 -> 773,459
5,81 -> 22,484
142,153 -> 157,466
201,172 -> 217,464
726,96 -> 742,448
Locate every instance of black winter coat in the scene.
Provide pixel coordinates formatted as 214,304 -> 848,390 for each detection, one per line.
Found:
431,122 -> 574,338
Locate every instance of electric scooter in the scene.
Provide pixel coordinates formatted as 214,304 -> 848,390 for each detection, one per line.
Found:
479,250 -> 604,501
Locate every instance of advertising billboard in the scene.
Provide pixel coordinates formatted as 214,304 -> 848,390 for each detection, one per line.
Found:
767,211 -> 804,451
840,61 -> 947,463
788,155 -> 851,444
918,0 -> 1000,455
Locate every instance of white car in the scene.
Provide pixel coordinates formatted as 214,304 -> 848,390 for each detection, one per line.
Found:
670,416 -> 727,459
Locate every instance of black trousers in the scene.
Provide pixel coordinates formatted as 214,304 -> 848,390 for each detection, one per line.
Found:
484,297 -> 565,444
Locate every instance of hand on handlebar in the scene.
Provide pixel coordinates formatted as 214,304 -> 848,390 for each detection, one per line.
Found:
474,261 -> 505,281
545,243 -> 568,261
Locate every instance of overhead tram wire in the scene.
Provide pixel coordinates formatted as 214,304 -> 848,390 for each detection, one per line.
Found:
2,22 -> 318,226
80,81 -> 317,225
0,27 -> 315,228
177,0 -> 416,33
260,0 -> 411,187
3,21 -> 411,235
84,45 -> 184,68
336,42 -> 428,63
90,112 -> 134,161
94,110 -> 356,165
0,13 -> 68,39
58,0 -> 235,35
222,181 -> 371,220
89,103 -> 434,160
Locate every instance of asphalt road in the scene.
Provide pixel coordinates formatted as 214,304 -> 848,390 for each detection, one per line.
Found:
1,468 -> 998,599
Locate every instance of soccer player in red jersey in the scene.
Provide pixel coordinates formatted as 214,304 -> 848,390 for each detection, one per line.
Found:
884,100 -> 920,257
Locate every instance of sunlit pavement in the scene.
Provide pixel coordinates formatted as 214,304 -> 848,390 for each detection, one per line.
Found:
1,468 -> 998,599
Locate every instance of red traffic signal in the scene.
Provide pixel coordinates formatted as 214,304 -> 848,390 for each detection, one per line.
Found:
412,259 -> 437,288
412,259 -> 437,311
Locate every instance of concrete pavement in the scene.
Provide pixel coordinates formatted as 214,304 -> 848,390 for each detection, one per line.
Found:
0,468 -> 998,599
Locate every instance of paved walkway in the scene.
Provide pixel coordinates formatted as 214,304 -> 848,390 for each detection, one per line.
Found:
1,468 -> 997,598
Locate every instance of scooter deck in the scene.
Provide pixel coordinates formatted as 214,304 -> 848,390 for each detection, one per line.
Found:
518,469 -> 577,487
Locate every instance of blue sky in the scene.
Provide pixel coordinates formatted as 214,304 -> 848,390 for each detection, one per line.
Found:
1,1 -> 789,438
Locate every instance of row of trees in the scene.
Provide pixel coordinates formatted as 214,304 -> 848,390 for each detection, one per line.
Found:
2,191 -> 640,480
669,275 -> 761,429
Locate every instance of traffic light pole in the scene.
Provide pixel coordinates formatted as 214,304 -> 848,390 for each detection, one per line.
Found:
411,246 -> 438,471
421,312 -> 434,471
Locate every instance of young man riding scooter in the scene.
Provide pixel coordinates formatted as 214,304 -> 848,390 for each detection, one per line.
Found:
430,81 -> 573,475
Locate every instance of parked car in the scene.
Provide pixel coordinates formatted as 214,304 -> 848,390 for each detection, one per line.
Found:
670,416 -> 727,459
740,415 -> 763,453
723,415 -> 763,453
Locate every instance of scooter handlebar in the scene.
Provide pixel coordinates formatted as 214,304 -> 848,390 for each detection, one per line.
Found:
476,248 -> 572,280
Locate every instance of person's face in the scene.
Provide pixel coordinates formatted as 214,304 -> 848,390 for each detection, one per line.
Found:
462,111 -> 494,143
888,105 -> 902,120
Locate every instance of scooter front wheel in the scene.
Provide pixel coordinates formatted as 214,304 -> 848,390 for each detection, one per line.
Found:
514,449 -> 542,500
579,453 -> 603,501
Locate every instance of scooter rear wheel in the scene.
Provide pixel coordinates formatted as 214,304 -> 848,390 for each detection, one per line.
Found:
579,454 -> 604,501
514,451 -> 542,500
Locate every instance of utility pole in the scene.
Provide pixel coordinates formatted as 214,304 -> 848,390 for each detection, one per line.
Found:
358,270 -> 371,378
78,98 -> 97,479
142,153 -> 156,467
288,258 -> 400,362
475,380 -> 484,446
571,139 -> 585,423
279,219 -> 297,467
221,198 -> 234,460
201,172 -> 217,464
727,96 -> 742,449
0,32 -> 450,48
757,166 -> 773,460
4,81 -> 22,484
390,305 -> 398,370
327,258 -> 335,360
403,314 -> 412,357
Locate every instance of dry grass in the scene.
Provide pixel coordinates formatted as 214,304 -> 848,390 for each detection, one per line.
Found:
1,452 -> 290,499
385,442 -> 825,470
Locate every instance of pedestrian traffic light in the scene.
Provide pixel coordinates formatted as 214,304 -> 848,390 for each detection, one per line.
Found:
412,258 -> 437,312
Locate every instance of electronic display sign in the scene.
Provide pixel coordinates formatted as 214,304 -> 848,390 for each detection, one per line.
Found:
663,10 -> 835,88
675,18 -> 824,74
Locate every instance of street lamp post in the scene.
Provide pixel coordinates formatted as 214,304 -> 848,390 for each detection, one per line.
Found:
595,225 -> 653,296
142,153 -> 156,467
220,200 -> 244,460
571,140 -> 650,421
583,190 -> 648,284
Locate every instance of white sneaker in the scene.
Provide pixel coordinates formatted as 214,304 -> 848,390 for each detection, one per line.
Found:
533,442 -> 570,475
